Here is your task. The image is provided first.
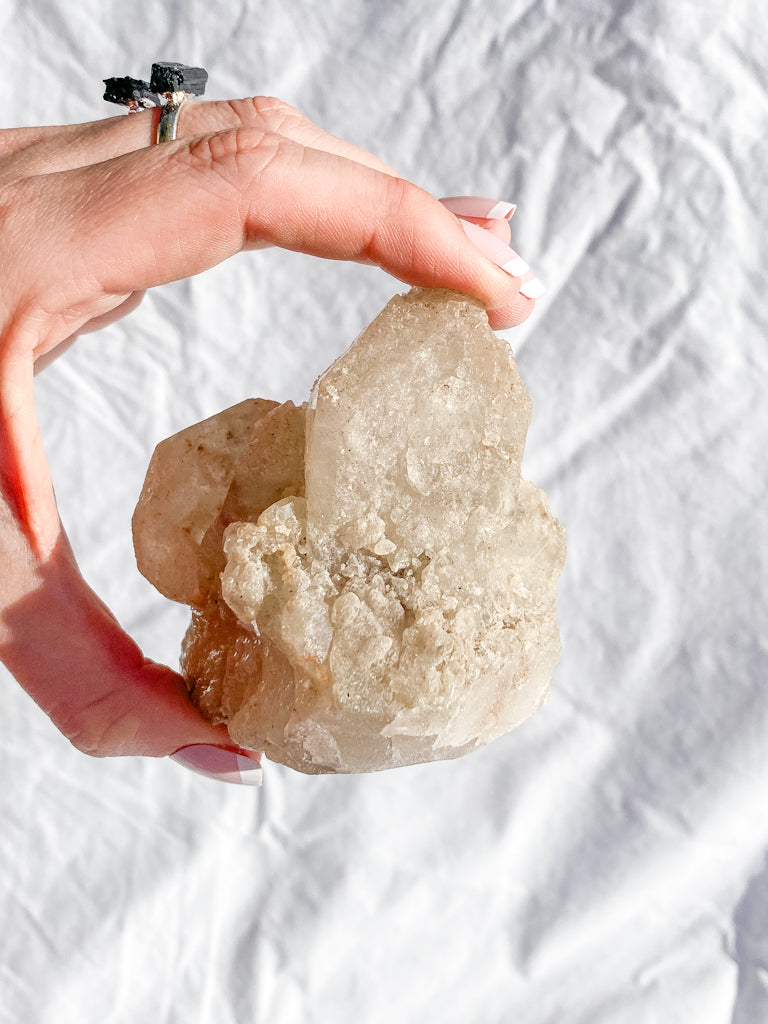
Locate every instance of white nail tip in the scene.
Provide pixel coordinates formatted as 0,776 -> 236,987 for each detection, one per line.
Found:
520,277 -> 546,299
235,758 -> 264,785
487,201 -> 517,220
458,218 -> 542,291
170,744 -> 264,785
501,255 -> 530,275
441,197 -> 516,220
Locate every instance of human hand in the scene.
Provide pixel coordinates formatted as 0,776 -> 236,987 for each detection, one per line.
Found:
0,95 -> 539,779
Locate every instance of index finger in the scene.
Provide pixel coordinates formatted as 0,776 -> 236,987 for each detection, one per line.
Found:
9,125 -> 527,325
1,125 -> 532,556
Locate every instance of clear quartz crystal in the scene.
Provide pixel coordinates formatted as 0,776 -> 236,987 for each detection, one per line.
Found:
134,289 -> 566,774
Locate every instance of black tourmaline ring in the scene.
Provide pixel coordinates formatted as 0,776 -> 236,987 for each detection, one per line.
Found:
103,62 -> 208,142
102,76 -> 160,113
151,62 -> 208,142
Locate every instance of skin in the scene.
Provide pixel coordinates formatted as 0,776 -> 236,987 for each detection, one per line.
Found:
0,96 -> 533,760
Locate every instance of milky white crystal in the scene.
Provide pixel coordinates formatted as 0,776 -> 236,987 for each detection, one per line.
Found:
134,288 -> 566,774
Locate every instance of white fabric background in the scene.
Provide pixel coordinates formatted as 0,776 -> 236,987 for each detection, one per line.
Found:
1,1 -> 766,1021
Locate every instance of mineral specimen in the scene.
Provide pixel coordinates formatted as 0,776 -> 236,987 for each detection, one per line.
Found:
133,288 -> 566,774
149,62 -> 208,96
102,76 -> 159,109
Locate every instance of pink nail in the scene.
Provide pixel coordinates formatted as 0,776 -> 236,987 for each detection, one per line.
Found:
170,744 -> 263,786
440,196 -> 517,220
459,219 -> 531,276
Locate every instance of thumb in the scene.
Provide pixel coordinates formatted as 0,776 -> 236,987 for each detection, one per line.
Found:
0,307 -> 244,762
1,527 -> 230,757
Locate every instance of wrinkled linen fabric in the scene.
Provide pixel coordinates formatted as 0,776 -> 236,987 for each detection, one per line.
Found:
1,1 -> 766,1022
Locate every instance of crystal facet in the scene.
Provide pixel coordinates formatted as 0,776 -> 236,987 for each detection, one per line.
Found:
134,289 -> 566,774
150,62 -> 208,96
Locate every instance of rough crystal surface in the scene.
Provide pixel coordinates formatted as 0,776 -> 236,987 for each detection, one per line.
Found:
150,62 -> 208,96
134,288 -> 566,774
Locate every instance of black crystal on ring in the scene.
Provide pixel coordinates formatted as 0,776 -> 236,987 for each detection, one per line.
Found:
150,62 -> 208,96
103,76 -> 158,107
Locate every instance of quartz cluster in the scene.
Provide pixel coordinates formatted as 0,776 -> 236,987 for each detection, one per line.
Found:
133,288 -> 566,774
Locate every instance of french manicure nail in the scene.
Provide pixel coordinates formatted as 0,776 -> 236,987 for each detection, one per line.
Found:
170,744 -> 263,786
459,219 -> 531,276
440,196 -> 517,220
519,271 -> 547,299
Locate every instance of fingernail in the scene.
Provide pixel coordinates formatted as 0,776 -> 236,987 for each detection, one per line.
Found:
459,219 -> 531,276
170,744 -> 263,786
519,270 -> 547,299
440,196 -> 517,220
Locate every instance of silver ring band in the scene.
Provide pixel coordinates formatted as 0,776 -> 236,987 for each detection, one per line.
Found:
157,94 -> 187,143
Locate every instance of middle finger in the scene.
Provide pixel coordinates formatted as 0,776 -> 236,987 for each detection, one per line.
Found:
0,95 -> 398,183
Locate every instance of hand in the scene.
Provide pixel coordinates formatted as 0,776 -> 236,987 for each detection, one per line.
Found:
0,96 -> 536,770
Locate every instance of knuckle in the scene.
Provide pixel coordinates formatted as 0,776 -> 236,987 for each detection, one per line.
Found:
184,127 -> 281,185
66,730 -> 105,758
378,176 -> 424,241
244,95 -> 309,133
58,708 -> 139,759
46,703 -> 107,758
183,127 -> 293,200
364,176 -> 429,266
381,173 -> 416,214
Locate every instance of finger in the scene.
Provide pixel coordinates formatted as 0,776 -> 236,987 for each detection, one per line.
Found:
9,127 -> 522,328
183,96 -> 399,174
0,96 -> 398,183
457,215 -> 512,245
0,122 -> 86,160
438,198 -> 546,292
438,198 -> 513,244
0,328 -> 255,763
4,130 -> 529,547
3,133 -> 525,550
0,118 -> 134,184
445,217 -> 540,327
439,196 -> 517,220
457,220 -> 545,300
487,295 -> 536,330
33,291 -> 146,375
75,288 -> 146,336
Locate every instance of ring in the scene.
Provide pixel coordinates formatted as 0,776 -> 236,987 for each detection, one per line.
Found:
157,94 -> 187,144
151,63 -> 208,144
103,61 -> 208,143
